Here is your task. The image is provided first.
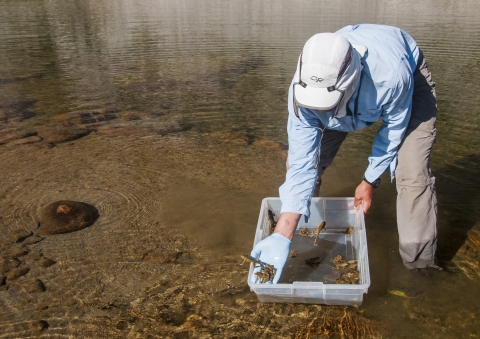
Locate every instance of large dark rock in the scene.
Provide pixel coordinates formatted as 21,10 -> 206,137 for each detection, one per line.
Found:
38,200 -> 99,235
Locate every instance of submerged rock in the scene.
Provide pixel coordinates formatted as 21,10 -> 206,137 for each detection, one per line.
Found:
95,120 -> 189,137
28,320 -> 49,332
38,200 -> 99,235
21,279 -> 46,293
145,250 -> 182,264
22,234 -> 44,246
53,108 -> 123,128
0,131 -> 37,145
6,267 -> 29,280
2,244 -> 29,259
467,228 -> 480,249
37,127 -> 91,145
1,258 -> 21,274
37,255 -> 56,268
10,229 -> 33,243
34,305 -> 49,312
95,125 -> 154,137
6,135 -> 42,146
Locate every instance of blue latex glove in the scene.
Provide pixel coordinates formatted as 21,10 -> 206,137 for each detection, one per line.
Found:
250,233 -> 291,284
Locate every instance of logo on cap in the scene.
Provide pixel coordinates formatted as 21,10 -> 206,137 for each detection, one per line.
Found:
310,76 -> 324,83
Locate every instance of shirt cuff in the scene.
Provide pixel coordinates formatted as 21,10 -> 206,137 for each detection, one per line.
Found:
280,198 -> 311,219
364,166 -> 385,183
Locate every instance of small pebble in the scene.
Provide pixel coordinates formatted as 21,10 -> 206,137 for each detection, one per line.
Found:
21,279 -> 46,293
22,235 -> 45,246
3,244 -> 29,258
37,256 -> 56,268
27,320 -> 49,331
10,229 -> 33,243
1,258 -> 21,274
116,320 -> 128,330
34,305 -> 49,312
145,250 -> 182,264
6,267 -> 30,280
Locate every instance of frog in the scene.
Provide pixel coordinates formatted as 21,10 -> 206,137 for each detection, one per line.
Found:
240,254 -> 263,267
330,255 -> 343,264
240,254 -> 277,283
336,270 -> 360,284
312,221 -> 326,245
305,256 -> 322,267
256,264 -> 277,283
336,227 -> 355,235
346,260 -> 358,270
329,255 -> 357,270
332,261 -> 349,270
299,228 -> 310,237
268,209 -> 277,233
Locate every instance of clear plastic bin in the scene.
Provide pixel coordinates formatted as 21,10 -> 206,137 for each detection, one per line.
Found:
247,197 -> 370,305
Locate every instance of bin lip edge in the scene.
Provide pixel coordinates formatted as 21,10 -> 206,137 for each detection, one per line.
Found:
248,281 -> 370,290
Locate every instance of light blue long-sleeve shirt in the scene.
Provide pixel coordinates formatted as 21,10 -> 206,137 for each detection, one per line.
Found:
279,24 -> 420,218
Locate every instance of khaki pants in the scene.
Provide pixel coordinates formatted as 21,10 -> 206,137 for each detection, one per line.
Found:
311,51 -> 438,269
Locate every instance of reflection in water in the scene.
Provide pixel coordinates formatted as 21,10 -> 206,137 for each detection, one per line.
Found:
0,0 -> 480,338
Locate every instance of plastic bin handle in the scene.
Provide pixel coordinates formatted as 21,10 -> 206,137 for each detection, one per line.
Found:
292,281 -> 324,287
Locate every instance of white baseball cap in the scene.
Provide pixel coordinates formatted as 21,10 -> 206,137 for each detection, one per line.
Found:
293,33 -> 354,110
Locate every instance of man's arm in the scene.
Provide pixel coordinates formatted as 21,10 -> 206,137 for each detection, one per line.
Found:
363,68 -> 414,184
279,82 -> 323,220
355,67 -> 414,214
273,212 -> 301,241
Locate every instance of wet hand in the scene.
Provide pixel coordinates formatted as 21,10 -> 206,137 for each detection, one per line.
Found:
354,180 -> 373,214
250,233 -> 291,284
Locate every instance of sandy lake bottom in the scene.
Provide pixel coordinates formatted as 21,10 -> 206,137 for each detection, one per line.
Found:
0,126 -> 479,339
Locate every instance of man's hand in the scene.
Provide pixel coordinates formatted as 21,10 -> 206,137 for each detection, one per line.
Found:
249,212 -> 300,284
354,180 -> 373,214
250,234 -> 291,284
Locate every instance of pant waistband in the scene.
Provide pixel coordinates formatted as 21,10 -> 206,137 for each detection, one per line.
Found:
414,49 -> 424,73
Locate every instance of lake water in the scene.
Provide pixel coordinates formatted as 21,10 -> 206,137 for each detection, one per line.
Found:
1,0 -> 479,338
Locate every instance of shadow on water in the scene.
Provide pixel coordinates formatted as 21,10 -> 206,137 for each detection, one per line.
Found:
435,153 -> 480,261
0,100 -> 37,123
